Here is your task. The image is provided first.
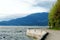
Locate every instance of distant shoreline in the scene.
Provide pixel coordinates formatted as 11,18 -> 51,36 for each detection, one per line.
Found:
0,26 -> 49,27
0,26 -> 49,29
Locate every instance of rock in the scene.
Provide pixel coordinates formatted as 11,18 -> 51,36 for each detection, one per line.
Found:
26,29 -> 48,40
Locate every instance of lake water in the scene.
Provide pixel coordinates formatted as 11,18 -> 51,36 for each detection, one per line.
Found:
0,26 -> 48,40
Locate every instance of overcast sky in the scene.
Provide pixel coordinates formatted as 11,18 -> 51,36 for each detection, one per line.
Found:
0,0 -> 56,21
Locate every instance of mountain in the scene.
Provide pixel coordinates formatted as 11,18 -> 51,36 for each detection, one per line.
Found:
0,12 -> 48,26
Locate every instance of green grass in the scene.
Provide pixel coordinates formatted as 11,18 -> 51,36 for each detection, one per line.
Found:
49,27 -> 60,30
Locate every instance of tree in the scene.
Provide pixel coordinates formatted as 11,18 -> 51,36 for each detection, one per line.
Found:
49,0 -> 60,28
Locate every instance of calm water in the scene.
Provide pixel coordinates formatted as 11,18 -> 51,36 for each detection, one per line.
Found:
0,26 -> 48,40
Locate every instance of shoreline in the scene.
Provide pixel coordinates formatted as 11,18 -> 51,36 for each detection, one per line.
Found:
0,26 -> 49,29
0,26 -> 59,40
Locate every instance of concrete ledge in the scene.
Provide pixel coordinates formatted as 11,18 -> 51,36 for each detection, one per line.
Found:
26,29 -> 49,40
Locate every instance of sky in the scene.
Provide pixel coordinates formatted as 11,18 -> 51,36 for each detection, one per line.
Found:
0,0 -> 56,21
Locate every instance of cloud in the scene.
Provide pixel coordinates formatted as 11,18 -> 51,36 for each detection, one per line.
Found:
33,0 -> 56,9
0,0 -> 56,21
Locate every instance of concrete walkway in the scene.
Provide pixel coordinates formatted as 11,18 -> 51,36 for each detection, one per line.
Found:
44,29 -> 60,40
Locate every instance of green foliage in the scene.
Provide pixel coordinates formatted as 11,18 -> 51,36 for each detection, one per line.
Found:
49,0 -> 60,29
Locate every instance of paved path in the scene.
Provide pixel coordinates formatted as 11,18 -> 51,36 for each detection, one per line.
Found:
44,29 -> 60,40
